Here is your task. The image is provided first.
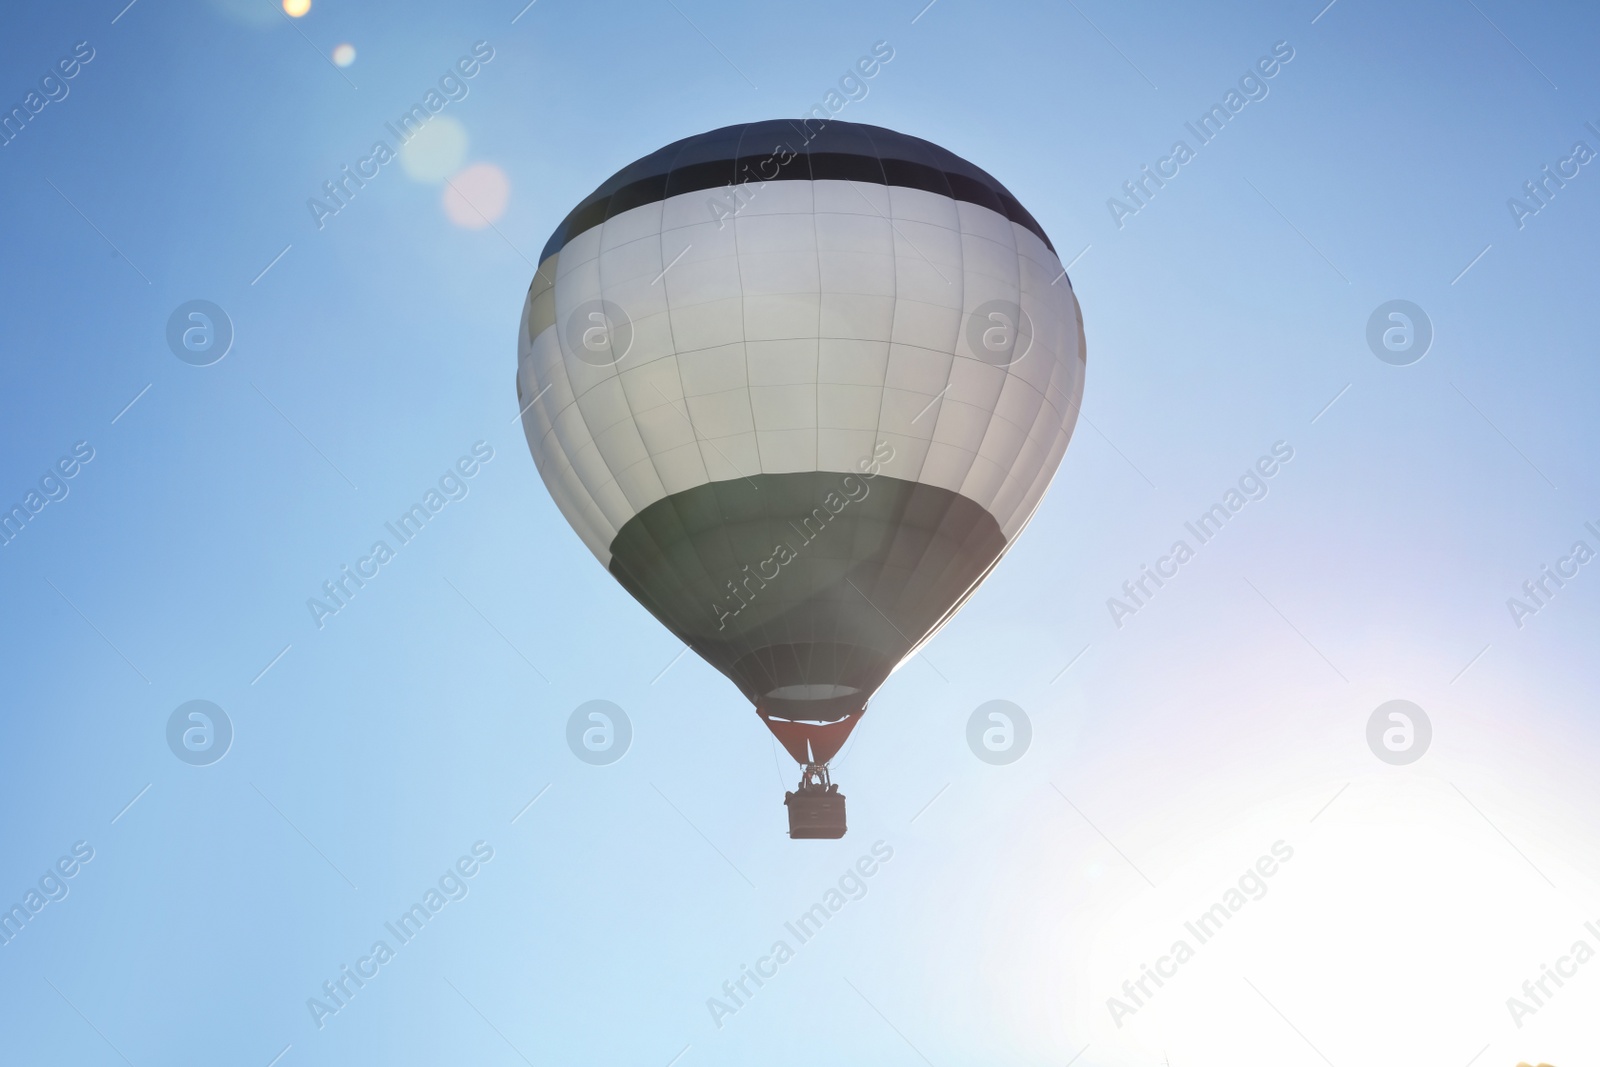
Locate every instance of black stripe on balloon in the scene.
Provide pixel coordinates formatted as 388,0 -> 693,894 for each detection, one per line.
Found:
540,119 -> 1055,261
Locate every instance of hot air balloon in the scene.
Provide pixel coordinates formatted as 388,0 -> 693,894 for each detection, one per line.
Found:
517,119 -> 1085,838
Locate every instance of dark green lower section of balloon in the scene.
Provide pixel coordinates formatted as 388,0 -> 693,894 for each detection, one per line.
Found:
607,471 -> 1007,722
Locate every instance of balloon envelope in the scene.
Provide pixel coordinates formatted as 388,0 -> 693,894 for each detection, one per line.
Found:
518,120 -> 1084,759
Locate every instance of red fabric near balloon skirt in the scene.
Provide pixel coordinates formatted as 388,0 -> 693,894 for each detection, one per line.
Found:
759,708 -> 864,765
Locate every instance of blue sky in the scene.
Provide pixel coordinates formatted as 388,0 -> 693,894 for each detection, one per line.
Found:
2,0 -> 1598,1064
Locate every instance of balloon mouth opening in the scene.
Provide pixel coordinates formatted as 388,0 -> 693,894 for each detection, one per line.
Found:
764,683 -> 859,702
758,687 -> 865,728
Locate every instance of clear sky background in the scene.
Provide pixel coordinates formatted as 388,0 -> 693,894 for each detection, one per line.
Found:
2,0 -> 1598,1064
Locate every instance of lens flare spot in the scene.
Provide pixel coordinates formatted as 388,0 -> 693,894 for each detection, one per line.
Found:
398,116 -> 468,183
282,0 -> 310,16
443,163 -> 510,229
331,43 -> 356,67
